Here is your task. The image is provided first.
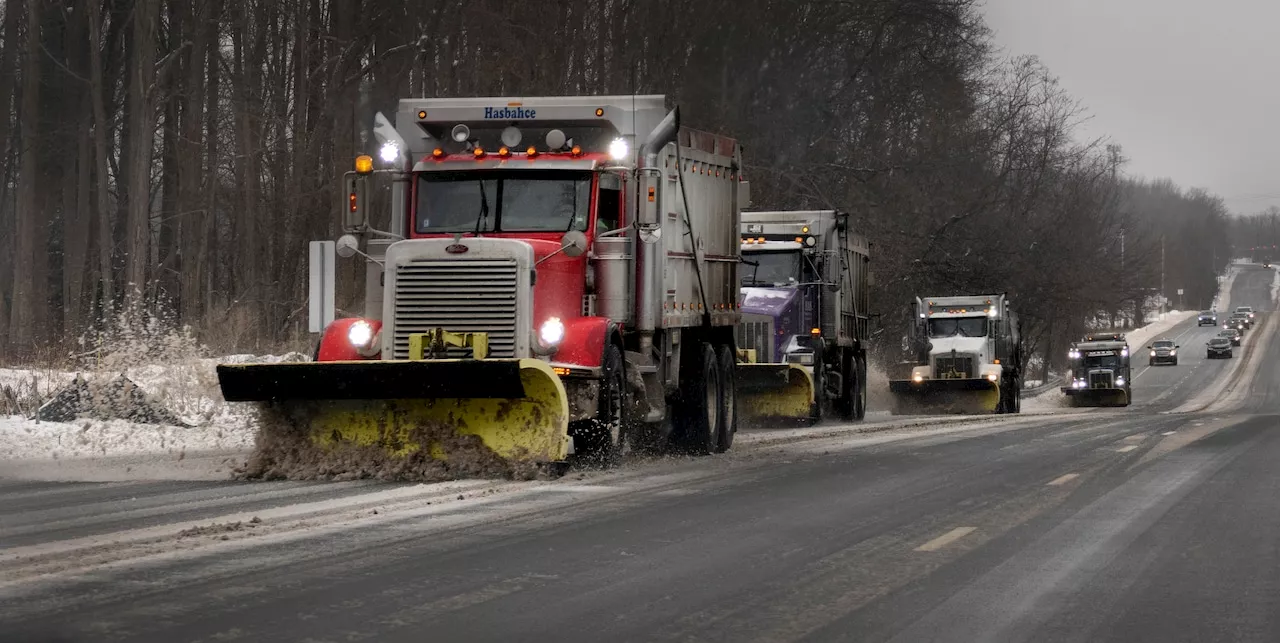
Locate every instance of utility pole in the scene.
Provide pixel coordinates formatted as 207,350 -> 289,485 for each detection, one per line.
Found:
1160,235 -> 1165,318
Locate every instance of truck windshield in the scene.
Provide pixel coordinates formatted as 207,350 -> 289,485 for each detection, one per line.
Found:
928,317 -> 987,338
1084,354 -> 1121,368
416,170 -> 592,233
741,250 -> 800,286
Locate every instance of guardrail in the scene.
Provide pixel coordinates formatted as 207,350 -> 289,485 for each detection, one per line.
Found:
1022,376 -> 1064,396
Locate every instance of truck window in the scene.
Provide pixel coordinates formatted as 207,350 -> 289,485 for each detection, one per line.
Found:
742,250 -> 800,286
596,187 -> 620,233
416,170 -> 591,233
928,317 -> 987,338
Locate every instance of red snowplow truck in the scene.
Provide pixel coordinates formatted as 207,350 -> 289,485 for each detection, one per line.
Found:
217,95 -> 747,473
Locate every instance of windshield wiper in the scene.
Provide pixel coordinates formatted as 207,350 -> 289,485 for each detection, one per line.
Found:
473,181 -> 490,235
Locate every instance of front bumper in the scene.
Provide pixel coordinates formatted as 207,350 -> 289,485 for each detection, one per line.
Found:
890,378 -> 999,393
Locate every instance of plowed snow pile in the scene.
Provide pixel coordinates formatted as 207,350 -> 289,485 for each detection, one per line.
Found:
0,345 -> 308,478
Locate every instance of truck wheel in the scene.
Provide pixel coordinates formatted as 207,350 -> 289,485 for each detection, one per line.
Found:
574,344 -> 627,466
715,344 -> 737,453
809,360 -> 826,425
1011,375 -> 1021,413
673,343 -> 719,455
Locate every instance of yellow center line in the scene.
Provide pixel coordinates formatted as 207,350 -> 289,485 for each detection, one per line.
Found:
915,527 -> 977,552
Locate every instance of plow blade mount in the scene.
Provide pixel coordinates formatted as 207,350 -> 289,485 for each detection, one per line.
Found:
737,364 -> 815,423
1063,388 -> 1130,408
888,378 -> 1001,415
217,359 -> 571,467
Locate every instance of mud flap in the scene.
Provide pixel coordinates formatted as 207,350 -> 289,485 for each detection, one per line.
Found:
737,364 -> 815,423
217,359 -> 571,464
888,378 -> 1001,415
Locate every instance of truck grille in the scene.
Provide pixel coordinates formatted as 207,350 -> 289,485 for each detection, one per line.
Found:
392,259 -> 519,359
934,355 -> 974,379
737,315 -> 774,362
1090,371 -> 1113,388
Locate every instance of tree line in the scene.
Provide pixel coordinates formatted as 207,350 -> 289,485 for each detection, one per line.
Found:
0,0 -> 1237,379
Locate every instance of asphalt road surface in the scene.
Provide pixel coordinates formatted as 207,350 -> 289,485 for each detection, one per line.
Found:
3,266 -> 1279,643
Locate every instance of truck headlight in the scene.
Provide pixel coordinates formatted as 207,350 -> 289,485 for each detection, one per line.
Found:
987,373 -> 999,382
539,317 -> 565,346
348,320 -> 374,348
912,373 -> 924,383
786,352 -> 814,366
1150,350 -> 1156,357
609,138 -> 629,161
1116,376 -> 1126,386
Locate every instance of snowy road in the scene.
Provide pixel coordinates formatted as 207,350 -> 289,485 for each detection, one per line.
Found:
2,266 -> 1279,642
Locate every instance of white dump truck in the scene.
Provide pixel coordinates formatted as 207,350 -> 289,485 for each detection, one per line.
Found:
888,294 -> 1022,414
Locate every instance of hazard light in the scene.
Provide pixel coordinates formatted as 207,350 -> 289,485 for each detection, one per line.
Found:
354,155 -> 374,174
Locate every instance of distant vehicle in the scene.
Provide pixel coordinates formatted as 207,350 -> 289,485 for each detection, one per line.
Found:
1264,261 -> 1272,268
1235,306 -> 1256,323
1198,310 -> 1218,326
1219,328 -> 1242,346
1148,339 -> 1179,366
1206,337 -> 1234,359
1226,314 -> 1249,332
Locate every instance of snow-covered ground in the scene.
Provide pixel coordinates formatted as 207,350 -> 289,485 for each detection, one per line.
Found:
0,352 -> 294,478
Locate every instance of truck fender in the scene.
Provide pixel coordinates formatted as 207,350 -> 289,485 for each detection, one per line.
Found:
555,317 -> 614,369
316,318 -> 383,362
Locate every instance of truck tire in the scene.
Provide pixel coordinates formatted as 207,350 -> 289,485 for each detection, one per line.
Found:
715,344 -> 737,453
573,344 -> 627,466
672,342 -> 719,455
1010,374 -> 1021,413
809,360 -> 826,425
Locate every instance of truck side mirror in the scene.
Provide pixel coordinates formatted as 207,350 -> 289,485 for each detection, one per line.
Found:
336,234 -> 360,259
343,172 -> 369,232
561,230 -> 588,257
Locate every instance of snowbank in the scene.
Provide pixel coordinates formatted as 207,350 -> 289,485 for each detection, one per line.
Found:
1122,310 -> 1197,350
0,352 -> 308,475
0,416 -> 254,462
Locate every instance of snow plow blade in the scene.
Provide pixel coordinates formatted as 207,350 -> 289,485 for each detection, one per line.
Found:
888,378 -> 1001,415
1062,387 -> 1130,408
737,363 -> 815,423
217,359 -> 572,471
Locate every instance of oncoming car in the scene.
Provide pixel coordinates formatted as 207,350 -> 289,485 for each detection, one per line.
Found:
1207,337 -> 1233,359
1197,310 -> 1218,326
1219,328 -> 1242,346
1235,306 -> 1256,326
1226,314 -> 1248,332
1148,339 -> 1179,366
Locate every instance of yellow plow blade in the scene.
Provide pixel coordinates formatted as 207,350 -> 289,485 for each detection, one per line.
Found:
887,379 -> 1001,415
737,364 -> 815,424
217,359 -> 570,480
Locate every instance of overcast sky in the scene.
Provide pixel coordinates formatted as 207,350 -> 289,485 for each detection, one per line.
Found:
981,0 -> 1280,216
